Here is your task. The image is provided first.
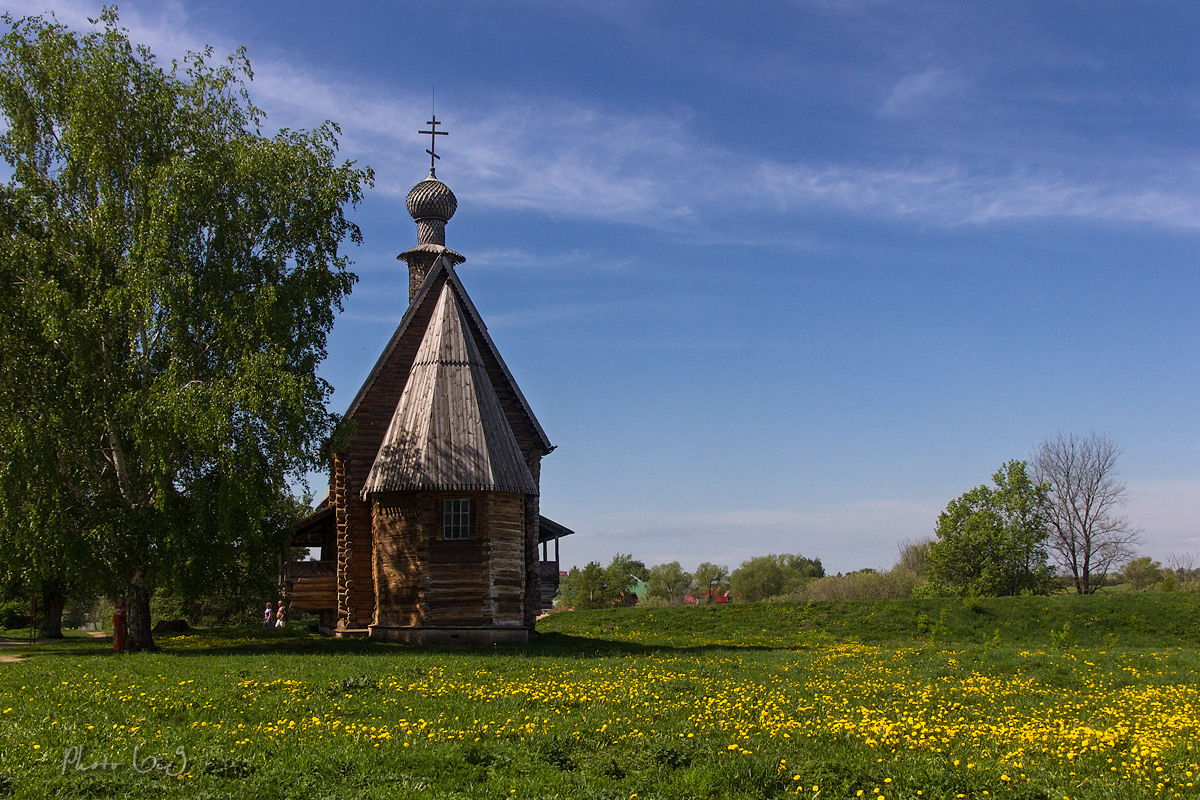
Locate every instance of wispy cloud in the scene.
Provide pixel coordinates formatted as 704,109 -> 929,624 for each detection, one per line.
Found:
9,0 -> 200,66
878,67 -> 968,117
466,247 -> 637,273
18,0 -> 1200,233
752,158 -> 1200,228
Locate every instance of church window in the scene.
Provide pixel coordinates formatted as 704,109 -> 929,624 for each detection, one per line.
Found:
443,498 -> 470,539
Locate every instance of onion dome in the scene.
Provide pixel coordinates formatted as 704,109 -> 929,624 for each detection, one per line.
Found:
406,175 -> 457,246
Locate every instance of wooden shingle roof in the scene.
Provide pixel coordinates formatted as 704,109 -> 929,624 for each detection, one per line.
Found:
361,283 -> 538,496
343,255 -> 552,456
537,515 -> 575,543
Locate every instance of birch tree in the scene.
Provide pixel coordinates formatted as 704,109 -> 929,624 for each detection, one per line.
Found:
0,10 -> 371,649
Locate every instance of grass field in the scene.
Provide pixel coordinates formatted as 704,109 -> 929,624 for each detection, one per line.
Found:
0,593 -> 1197,799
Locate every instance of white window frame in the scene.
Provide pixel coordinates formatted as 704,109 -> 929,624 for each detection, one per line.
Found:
443,498 -> 470,540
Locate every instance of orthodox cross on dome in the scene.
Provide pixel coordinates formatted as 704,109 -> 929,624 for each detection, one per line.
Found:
419,112 -> 447,178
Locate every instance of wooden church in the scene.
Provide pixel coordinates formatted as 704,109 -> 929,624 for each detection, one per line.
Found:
285,120 -> 571,644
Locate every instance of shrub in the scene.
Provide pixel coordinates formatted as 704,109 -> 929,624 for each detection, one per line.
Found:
730,554 -> 823,601
780,568 -> 920,603
1122,557 -> 1163,591
0,598 -> 31,630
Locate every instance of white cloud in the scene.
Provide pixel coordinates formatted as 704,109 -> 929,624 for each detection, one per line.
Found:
751,159 -> 1200,228
17,0 -> 1200,234
9,1 -> 199,65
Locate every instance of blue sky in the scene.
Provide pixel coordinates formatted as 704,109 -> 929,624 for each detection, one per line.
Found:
22,0 -> 1200,573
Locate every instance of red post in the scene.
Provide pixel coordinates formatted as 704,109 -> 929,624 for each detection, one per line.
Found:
112,597 -> 128,651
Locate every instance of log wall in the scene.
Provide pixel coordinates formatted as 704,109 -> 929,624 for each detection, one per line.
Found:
487,492 -> 527,627
371,490 -> 526,630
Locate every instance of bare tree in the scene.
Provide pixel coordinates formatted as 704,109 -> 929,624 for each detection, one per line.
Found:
1166,552 -> 1199,588
895,536 -> 934,577
1033,432 -> 1141,594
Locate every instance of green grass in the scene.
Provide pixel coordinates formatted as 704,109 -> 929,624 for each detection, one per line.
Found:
0,629 -> 101,642
541,592 -> 1200,649
0,595 -> 1197,799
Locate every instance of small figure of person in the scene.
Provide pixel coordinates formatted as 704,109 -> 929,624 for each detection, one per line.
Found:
112,597 -> 127,652
274,600 -> 287,629
262,602 -> 273,628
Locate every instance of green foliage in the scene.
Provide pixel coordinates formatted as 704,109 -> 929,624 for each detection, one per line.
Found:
558,562 -> 601,609
0,597 -> 29,629
161,490 -> 307,625
604,553 -> 647,606
730,553 -> 824,601
696,563 -> 729,599
1049,621 -> 1076,650
961,592 -> 985,613
926,460 -> 1054,597
559,554 -> 647,609
690,561 -> 730,601
1165,553 -> 1200,591
0,10 -> 370,648
1122,557 -> 1163,591
782,567 -> 919,602
646,561 -> 693,604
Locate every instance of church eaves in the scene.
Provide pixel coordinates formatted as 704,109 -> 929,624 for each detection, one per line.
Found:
361,282 -> 538,497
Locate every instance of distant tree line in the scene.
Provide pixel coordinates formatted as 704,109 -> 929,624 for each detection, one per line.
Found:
557,432 -> 1187,609
557,553 -> 824,609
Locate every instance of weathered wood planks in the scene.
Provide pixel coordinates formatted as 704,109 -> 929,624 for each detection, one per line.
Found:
369,490 -> 525,631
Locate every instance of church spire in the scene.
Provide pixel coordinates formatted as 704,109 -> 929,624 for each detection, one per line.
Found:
398,112 -> 465,302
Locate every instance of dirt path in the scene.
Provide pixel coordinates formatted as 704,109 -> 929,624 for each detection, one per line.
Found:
0,631 -> 109,662
0,640 -> 35,663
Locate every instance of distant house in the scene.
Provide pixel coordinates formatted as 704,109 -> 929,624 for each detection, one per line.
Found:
683,589 -> 731,605
285,134 -> 572,644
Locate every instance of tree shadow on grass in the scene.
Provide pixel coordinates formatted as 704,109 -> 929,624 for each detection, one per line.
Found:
526,632 -> 794,658
1,626 -> 808,661
159,628 -> 810,659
